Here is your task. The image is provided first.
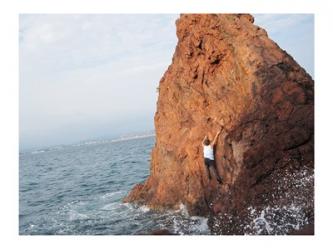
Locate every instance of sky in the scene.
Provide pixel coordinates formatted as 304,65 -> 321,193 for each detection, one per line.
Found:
19,14 -> 314,150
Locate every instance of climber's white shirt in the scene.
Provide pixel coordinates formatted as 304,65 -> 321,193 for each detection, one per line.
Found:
203,145 -> 214,160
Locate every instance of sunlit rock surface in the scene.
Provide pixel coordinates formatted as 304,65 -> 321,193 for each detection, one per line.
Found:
124,14 -> 314,234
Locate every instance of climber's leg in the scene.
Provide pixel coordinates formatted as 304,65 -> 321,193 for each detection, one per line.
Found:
204,158 -> 212,179
211,160 -> 223,184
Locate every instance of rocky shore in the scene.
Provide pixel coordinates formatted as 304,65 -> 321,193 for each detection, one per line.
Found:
124,14 -> 314,235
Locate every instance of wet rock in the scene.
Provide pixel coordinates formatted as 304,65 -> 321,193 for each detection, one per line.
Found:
150,229 -> 174,235
289,224 -> 314,235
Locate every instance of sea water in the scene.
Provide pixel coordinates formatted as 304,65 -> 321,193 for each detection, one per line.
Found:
19,136 -> 209,235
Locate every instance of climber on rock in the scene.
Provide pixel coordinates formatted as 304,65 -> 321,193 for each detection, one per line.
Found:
202,127 -> 223,184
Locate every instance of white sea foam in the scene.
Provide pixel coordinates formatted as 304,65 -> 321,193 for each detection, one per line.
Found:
169,203 -> 210,234
68,210 -> 89,221
101,203 -> 119,211
176,203 -> 189,217
120,201 -> 210,234
171,215 -> 210,235
122,202 -> 132,209
245,203 -> 308,235
100,191 -> 123,200
31,150 -> 45,154
191,217 -> 209,233
138,205 -> 150,213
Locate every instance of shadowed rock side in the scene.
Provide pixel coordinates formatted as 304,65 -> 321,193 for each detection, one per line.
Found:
124,14 -> 314,234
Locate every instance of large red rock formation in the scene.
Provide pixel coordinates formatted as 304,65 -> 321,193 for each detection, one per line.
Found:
124,14 -> 314,234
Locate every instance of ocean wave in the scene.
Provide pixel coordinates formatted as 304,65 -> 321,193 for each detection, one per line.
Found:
68,210 -> 89,221
100,203 -> 119,211
31,150 -> 45,154
20,136 -> 211,235
100,191 -> 124,200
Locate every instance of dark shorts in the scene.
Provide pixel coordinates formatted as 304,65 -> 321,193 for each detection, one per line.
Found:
204,158 -> 216,168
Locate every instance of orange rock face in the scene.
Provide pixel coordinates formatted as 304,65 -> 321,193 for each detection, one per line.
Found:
124,14 -> 314,233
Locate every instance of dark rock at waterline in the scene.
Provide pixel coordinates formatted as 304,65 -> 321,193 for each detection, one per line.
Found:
150,229 -> 175,235
289,224 -> 314,235
125,14 -> 314,235
134,229 -> 175,235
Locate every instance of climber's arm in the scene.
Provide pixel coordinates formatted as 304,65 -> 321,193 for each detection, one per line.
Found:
202,135 -> 208,146
212,128 -> 222,146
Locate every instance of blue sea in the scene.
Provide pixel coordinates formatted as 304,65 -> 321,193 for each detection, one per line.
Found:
19,136 -> 209,235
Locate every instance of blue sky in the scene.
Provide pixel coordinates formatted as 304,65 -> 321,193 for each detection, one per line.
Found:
19,14 -> 314,150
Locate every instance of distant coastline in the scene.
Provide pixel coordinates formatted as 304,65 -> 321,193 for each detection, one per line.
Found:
21,132 -> 155,154
73,133 -> 155,147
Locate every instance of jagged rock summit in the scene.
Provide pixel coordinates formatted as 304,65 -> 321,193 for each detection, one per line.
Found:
124,14 -> 314,234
